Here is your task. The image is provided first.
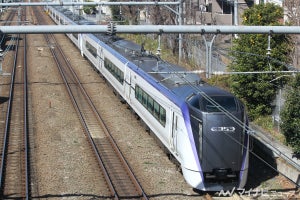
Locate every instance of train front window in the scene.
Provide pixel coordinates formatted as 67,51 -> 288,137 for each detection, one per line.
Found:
201,96 -> 237,113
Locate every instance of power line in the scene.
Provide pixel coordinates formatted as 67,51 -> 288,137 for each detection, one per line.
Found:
212,70 -> 299,75
149,70 -> 300,75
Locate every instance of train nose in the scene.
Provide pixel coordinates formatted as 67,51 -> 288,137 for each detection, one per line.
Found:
204,168 -> 238,181
202,114 -> 243,170
214,168 -> 237,180
214,168 -> 229,180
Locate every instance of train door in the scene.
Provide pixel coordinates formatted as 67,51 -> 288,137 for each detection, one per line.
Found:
170,112 -> 178,155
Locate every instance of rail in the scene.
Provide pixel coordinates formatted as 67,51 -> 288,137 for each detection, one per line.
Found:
33,5 -> 149,199
0,7 -> 30,199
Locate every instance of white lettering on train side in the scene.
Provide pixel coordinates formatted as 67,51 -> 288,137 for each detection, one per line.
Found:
211,127 -> 236,132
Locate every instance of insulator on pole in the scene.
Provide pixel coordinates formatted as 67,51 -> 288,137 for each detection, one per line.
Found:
107,22 -> 116,35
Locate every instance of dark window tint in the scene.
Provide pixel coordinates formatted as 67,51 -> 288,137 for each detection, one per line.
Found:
202,96 -> 237,112
86,41 -> 97,58
135,85 -> 166,127
104,58 -> 124,85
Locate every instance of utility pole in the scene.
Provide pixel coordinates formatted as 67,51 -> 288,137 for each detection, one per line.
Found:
0,49 -> 3,75
234,0 -> 238,38
178,0 -> 183,63
234,0 -> 238,26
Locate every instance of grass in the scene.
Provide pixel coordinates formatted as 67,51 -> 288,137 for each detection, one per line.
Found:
143,161 -> 154,165
253,116 -> 286,143
207,75 -> 231,91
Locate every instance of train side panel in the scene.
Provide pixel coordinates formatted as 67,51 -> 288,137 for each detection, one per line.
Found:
123,64 -> 202,185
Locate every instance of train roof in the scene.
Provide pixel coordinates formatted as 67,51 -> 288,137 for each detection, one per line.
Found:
95,36 -> 200,87
106,37 -> 235,100
51,7 -> 236,106
113,39 -> 198,83
51,6 -> 237,106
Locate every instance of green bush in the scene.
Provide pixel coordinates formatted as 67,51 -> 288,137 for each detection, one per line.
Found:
228,3 -> 293,120
280,74 -> 300,154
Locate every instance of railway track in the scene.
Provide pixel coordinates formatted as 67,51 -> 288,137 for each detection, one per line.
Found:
0,7 -> 30,199
33,6 -> 149,199
0,1 -> 18,129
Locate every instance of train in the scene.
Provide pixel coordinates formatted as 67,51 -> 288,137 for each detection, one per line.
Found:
46,6 -> 250,191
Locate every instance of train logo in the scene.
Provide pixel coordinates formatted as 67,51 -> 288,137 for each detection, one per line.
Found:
211,126 -> 236,132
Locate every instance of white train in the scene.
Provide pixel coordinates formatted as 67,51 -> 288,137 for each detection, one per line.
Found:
46,6 -> 250,191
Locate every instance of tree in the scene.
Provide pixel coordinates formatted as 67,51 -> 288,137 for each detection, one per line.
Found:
228,3 -> 293,119
82,0 -> 96,15
284,0 -> 300,73
284,0 -> 300,26
109,0 -> 144,25
280,74 -> 300,154
109,0 -> 124,22
83,5 -> 96,15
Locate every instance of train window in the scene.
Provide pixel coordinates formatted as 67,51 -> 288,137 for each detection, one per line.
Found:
117,69 -> 121,81
154,102 -> 160,119
142,92 -> 147,106
109,64 -> 114,73
135,86 -> 138,96
135,86 -> 142,101
86,41 -> 97,58
147,96 -> 154,113
199,122 -> 203,161
120,72 -> 124,82
202,96 -> 237,112
187,94 -> 200,109
72,34 -> 78,40
160,108 -> 166,126
104,58 -> 124,85
118,69 -> 124,82
135,85 -> 166,127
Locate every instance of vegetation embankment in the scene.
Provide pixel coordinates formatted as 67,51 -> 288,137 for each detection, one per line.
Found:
228,3 -> 299,154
